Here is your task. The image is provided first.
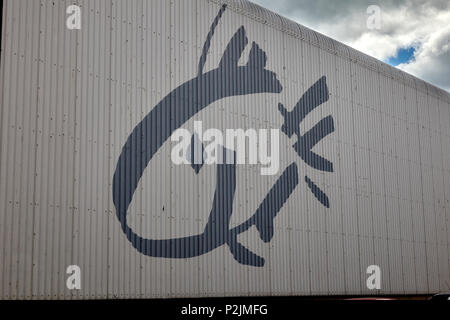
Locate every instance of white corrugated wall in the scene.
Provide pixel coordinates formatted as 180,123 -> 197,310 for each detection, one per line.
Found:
0,0 -> 450,299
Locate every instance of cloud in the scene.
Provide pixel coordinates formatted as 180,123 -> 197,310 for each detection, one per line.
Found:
398,23 -> 450,91
251,0 -> 450,92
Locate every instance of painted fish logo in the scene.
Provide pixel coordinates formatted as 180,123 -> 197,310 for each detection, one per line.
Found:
112,5 -> 334,267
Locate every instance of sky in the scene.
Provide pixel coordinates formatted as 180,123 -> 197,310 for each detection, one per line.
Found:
251,0 -> 450,92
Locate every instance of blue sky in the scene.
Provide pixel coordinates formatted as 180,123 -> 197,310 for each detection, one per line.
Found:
251,0 -> 450,92
387,47 -> 416,66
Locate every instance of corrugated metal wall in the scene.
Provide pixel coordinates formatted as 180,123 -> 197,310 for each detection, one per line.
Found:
1,0 -> 450,299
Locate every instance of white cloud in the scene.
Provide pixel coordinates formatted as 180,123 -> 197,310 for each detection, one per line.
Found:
398,22 -> 450,91
251,0 -> 450,92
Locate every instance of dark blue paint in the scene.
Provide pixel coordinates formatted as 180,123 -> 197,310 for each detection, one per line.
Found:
187,133 -> 205,174
278,76 -> 334,172
305,175 -> 330,208
112,5 -> 285,266
112,5 -> 335,267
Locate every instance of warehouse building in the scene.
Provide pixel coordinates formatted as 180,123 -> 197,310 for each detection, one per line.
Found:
1,0 -> 450,299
